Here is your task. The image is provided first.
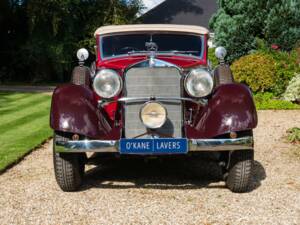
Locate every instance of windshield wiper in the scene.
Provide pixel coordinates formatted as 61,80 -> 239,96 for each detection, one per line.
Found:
168,50 -> 200,54
127,50 -> 150,55
127,50 -> 200,55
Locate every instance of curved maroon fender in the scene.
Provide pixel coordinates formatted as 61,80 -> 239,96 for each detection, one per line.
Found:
185,83 -> 258,139
50,84 -> 120,140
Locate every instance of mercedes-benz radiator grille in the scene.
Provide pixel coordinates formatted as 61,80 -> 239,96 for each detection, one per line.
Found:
124,67 -> 182,138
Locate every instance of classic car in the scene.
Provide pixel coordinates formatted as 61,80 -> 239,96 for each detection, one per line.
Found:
50,24 -> 257,192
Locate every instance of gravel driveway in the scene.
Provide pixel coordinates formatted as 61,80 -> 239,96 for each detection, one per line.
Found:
0,111 -> 299,225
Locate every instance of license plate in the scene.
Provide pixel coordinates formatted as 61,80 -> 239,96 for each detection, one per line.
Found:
119,138 -> 188,154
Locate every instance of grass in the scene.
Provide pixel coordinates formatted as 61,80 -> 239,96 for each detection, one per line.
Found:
286,127 -> 300,143
0,92 -> 52,172
0,81 -> 60,86
254,92 -> 300,110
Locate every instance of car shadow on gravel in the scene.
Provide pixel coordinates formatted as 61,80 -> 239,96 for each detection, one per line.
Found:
250,160 -> 267,191
81,155 -> 266,192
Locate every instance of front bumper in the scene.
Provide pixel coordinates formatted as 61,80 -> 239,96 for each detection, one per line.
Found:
54,136 -> 253,153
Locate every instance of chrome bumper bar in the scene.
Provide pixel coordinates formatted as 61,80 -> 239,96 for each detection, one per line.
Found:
54,136 -> 253,153
98,97 -> 207,107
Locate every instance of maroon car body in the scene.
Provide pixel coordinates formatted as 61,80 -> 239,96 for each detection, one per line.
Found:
50,25 -> 257,140
50,24 -> 257,192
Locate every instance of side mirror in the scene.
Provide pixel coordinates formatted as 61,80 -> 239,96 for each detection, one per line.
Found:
215,46 -> 227,64
77,48 -> 89,65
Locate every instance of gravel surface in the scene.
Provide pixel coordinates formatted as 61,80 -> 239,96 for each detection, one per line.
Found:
0,111 -> 299,225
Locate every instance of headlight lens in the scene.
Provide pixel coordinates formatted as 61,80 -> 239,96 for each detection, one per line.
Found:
140,102 -> 167,129
184,68 -> 213,97
93,69 -> 122,98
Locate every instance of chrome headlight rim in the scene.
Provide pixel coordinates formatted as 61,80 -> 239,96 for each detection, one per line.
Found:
139,101 -> 168,129
93,69 -> 123,99
184,68 -> 214,98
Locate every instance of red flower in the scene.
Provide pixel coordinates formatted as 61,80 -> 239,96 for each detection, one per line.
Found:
271,44 -> 279,50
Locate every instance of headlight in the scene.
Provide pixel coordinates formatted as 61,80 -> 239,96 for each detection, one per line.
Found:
140,101 -> 167,129
93,69 -> 122,98
184,68 -> 213,97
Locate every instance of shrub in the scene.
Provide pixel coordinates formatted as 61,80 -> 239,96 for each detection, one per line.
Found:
264,0 -> 300,51
231,46 -> 300,95
231,53 -> 277,92
286,127 -> 300,144
254,92 -> 300,110
268,49 -> 300,95
210,0 -> 300,62
283,73 -> 300,102
209,1 -> 266,62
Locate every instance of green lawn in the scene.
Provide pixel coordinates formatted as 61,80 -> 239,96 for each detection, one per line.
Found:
0,92 -> 52,171
254,92 -> 300,110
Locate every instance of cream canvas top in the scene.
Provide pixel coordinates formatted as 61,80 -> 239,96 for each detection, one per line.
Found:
94,24 -> 209,37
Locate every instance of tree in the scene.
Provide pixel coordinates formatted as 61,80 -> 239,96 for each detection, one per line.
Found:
0,1 -> 29,81
1,0 -> 142,82
24,0 -> 142,82
209,0 -> 300,62
264,0 -> 300,51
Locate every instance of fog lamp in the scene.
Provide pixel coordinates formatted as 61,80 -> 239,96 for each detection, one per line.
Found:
140,102 -> 167,129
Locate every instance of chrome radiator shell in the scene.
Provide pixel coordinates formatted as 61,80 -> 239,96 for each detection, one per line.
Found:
124,67 -> 182,138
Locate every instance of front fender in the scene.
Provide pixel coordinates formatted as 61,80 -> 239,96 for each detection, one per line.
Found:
186,83 -> 258,138
50,84 -> 118,139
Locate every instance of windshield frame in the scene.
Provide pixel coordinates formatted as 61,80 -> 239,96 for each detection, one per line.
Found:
99,32 -> 205,60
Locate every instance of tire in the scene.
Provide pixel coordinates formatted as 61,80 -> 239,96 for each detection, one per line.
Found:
53,133 -> 85,192
225,150 -> 254,193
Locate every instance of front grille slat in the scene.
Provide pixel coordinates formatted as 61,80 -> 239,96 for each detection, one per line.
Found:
124,67 -> 182,138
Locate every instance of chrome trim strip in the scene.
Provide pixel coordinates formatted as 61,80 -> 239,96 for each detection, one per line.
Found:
55,140 -> 118,153
54,136 -> 253,153
189,136 -> 253,151
98,97 -> 207,106
125,58 -> 182,71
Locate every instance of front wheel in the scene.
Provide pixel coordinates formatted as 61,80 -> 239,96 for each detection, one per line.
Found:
53,133 -> 85,192
225,150 -> 254,193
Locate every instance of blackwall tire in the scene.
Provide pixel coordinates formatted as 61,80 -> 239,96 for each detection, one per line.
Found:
53,133 -> 85,192
225,150 -> 254,193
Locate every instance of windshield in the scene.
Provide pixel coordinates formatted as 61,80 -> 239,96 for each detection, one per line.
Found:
101,33 -> 203,59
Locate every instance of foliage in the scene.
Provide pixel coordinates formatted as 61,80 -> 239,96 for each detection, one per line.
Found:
257,43 -> 300,95
208,48 -> 218,69
0,92 -> 52,171
269,50 -> 300,95
254,92 -> 300,110
231,52 -> 277,92
231,39 -> 300,96
286,127 -> 300,143
283,73 -> 300,102
210,0 -> 300,62
264,0 -> 300,51
0,0 -> 142,83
